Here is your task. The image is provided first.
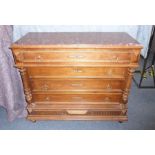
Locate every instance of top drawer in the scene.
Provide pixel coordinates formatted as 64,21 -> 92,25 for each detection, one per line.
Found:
27,66 -> 127,78
13,49 -> 131,63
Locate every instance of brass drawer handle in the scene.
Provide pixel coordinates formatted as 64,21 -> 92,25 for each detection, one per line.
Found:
106,84 -> 112,90
72,96 -> 83,100
104,97 -> 110,101
68,55 -> 85,59
112,55 -> 119,61
45,96 -> 51,101
71,83 -> 83,87
35,55 -> 42,61
73,68 -> 83,73
42,84 -> 49,90
67,110 -> 88,115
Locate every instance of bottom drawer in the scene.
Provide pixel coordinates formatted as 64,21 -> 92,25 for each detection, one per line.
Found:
30,109 -> 122,116
27,109 -> 128,121
27,102 -> 128,121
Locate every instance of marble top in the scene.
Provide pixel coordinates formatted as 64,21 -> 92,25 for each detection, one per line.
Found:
12,32 -> 142,48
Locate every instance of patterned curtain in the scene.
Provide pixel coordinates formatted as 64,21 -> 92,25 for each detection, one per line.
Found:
0,25 -> 27,121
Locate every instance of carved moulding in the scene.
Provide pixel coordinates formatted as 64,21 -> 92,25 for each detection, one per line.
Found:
130,50 -> 140,63
27,106 -> 33,114
18,67 -> 32,104
122,68 -> 135,104
15,51 -> 24,62
120,104 -> 127,115
27,103 -> 36,114
121,68 -> 135,115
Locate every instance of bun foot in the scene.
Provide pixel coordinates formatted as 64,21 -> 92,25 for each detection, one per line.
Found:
27,117 -> 37,123
31,119 -> 36,123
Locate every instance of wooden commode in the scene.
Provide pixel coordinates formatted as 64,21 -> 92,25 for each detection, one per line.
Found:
11,32 -> 142,122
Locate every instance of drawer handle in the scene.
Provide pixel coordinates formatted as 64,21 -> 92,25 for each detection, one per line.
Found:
67,110 -> 88,115
68,55 -> 85,59
73,68 -> 83,73
71,83 -> 83,87
45,96 -> 51,101
35,55 -> 42,61
104,97 -> 110,101
112,55 -> 119,61
42,84 -> 49,90
106,84 -> 112,90
72,96 -> 83,100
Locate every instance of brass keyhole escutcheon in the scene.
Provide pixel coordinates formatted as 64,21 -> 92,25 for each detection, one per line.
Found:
35,55 -> 42,61
45,96 -> 50,101
104,97 -> 110,102
73,68 -> 83,73
106,84 -> 112,90
42,83 -> 49,90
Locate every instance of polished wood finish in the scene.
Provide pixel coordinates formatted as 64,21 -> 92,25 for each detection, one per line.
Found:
27,66 -> 127,77
14,49 -> 132,63
31,92 -> 122,103
30,78 -> 123,91
11,32 -> 142,121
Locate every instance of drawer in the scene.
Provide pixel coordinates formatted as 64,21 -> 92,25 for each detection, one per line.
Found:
28,103 -> 123,115
28,109 -> 127,121
29,109 -> 123,117
32,93 -> 122,103
14,49 -> 131,62
29,103 -> 125,110
30,79 -> 124,91
27,67 -> 127,78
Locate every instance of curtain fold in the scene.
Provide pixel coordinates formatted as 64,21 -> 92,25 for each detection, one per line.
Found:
0,25 -> 27,121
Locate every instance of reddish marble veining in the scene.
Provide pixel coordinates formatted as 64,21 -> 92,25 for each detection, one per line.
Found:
12,32 -> 142,49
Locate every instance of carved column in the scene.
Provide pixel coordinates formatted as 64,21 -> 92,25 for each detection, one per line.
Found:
121,68 -> 135,115
19,67 -> 32,104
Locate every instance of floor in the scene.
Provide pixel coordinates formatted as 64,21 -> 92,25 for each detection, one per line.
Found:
0,81 -> 155,130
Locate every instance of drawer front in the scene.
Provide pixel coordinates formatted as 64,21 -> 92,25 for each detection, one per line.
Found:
29,103 -> 124,110
30,79 -> 123,91
28,109 -> 127,121
27,67 -> 127,78
14,50 -> 131,62
32,93 -> 122,103
30,109 -> 123,117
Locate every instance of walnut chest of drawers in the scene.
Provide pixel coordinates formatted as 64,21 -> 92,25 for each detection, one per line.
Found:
11,32 -> 142,122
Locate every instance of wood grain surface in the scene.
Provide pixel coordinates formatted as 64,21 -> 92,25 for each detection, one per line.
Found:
11,32 -> 142,121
